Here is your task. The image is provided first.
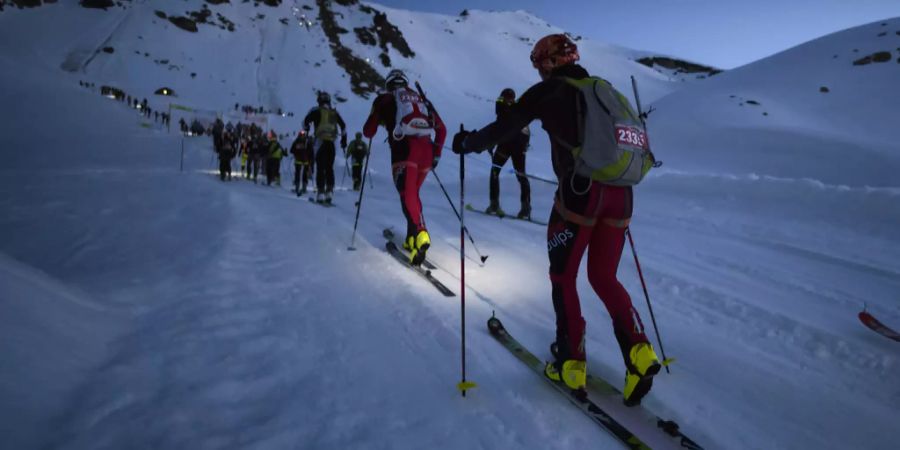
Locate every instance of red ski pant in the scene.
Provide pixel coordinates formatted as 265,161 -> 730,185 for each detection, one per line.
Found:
547,175 -> 648,367
392,136 -> 433,238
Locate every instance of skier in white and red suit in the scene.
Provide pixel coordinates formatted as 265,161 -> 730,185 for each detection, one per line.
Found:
363,70 -> 447,266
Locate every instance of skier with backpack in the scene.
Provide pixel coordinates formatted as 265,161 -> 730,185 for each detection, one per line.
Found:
363,69 -> 446,266
290,130 -> 314,195
345,132 -> 369,191
452,34 -> 660,405
486,87 -> 532,219
304,91 -> 348,204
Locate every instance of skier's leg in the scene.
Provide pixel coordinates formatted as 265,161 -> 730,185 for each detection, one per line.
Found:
489,149 -> 509,210
315,143 -> 327,194
393,163 -> 416,239
293,163 -> 301,191
545,178 -> 604,389
586,186 -> 648,358
585,186 -> 658,404
403,138 -> 432,233
511,149 -> 531,210
352,160 -> 362,190
322,143 -> 336,193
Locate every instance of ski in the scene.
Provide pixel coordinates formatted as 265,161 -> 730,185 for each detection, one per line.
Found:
488,316 -> 703,450
465,203 -> 548,226
383,228 -> 437,270
859,310 -> 900,342
383,230 -> 454,297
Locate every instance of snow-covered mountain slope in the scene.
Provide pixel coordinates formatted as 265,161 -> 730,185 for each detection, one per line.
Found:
0,0 -> 691,136
1,3 -> 899,450
649,17 -> 900,188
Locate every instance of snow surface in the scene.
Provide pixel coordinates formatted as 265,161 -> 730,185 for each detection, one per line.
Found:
1,2 -> 898,449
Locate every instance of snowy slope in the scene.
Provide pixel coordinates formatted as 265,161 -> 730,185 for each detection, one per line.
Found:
1,3 -> 899,450
649,17 -> 900,188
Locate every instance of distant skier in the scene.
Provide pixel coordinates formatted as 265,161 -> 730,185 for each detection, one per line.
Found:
249,129 -> 266,184
304,91 -> 347,204
452,34 -> 660,405
239,136 -> 249,178
363,69 -> 446,265
345,132 -> 369,191
485,87 -> 531,219
290,130 -> 314,195
218,131 -> 236,181
265,131 -> 284,186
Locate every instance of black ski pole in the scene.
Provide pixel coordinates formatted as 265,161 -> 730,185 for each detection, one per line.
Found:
456,124 -> 476,397
431,170 -> 488,264
347,138 -> 373,251
626,228 -> 672,373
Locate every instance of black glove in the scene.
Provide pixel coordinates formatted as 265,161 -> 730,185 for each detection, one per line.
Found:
452,124 -> 471,154
432,155 -> 440,169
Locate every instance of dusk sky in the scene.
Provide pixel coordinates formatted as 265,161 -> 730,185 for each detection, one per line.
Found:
374,0 -> 900,69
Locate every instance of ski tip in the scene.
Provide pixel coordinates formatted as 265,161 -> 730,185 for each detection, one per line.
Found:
480,255 -> 489,264
487,317 -> 504,335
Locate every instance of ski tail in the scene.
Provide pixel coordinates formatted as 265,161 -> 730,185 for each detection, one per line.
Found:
859,310 -> 900,342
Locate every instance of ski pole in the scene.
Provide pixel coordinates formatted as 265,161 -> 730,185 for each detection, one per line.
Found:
631,76 -> 662,169
431,170 -> 488,264
626,228 -> 672,373
347,138 -> 373,251
456,124 -> 476,397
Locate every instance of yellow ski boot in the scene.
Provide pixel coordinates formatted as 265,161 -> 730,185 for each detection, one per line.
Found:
623,342 -> 661,406
408,230 -> 430,266
403,235 -> 415,252
544,359 -> 587,391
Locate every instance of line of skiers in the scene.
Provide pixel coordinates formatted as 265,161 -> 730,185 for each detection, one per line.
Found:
211,101 -> 371,198
210,33 -> 663,407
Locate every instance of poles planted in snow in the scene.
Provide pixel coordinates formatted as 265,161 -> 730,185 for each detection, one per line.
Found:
347,138 -> 373,251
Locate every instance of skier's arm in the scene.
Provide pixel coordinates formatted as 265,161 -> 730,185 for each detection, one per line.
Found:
302,108 -> 317,134
461,82 -> 546,153
431,108 -> 446,157
362,96 -> 385,139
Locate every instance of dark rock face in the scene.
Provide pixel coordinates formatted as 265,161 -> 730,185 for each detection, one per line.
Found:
636,56 -> 722,77
853,51 -> 893,65
317,0 -> 384,97
80,0 -> 114,8
102,46 -> 114,53
169,16 -> 198,33
820,86 -> 830,93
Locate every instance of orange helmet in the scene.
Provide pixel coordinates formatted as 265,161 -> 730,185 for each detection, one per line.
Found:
530,34 -> 580,75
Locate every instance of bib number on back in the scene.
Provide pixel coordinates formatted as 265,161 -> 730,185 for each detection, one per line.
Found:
615,125 -> 648,149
